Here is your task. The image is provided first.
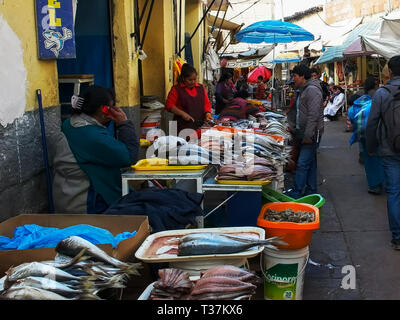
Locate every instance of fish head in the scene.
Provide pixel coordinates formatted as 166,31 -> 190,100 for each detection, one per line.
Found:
43,30 -> 62,42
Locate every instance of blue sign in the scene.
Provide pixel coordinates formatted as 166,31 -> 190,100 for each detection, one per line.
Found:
35,0 -> 76,59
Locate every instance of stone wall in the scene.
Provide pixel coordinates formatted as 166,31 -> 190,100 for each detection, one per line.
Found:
325,0 -> 400,24
0,106 -> 141,223
0,107 -> 60,222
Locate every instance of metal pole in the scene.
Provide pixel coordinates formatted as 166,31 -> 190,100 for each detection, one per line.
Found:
342,60 -> 348,114
213,2 -> 228,50
139,0 -> 150,25
178,0 -> 217,56
36,89 -> 55,213
140,0 -> 155,50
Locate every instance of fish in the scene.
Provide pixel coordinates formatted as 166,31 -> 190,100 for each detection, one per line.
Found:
8,276 -> 83,297
4,262 -> 81,289
1,286 -> 70,300
200,265 -> 260,283
190,276 -> 256,296
55,236 -> 142,276
178,233 -> 283,256
43,27 -> 73,57
156,245 -> 179,255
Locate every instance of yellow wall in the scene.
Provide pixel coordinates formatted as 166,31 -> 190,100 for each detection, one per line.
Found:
185,0 -> 204,83
140,0 -> 167,100
112,0 -> 140,107
0,0 -> 59,110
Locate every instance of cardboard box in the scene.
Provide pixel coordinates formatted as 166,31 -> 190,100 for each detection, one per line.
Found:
0,214 -> 150,276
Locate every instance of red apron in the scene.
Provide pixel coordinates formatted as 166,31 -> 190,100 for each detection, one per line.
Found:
174,85 -> 206,133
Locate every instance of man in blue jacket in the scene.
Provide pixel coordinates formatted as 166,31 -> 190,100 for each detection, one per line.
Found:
366,55 -> 400,250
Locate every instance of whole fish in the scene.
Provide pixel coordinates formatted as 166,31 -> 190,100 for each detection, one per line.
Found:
4,262 -> 81,289
178,233 -> 282,256
9,276 -> 82,296
1,286 -> 70,300
56,236 -> 142,276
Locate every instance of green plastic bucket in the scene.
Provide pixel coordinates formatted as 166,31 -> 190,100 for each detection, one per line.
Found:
261,187 -> 325,216
261,186 -> 294,204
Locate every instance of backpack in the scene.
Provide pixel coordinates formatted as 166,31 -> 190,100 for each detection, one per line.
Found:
381,85 -> 400,152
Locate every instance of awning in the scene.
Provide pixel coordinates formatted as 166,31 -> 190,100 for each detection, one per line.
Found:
315,20 -> 381,65
207,14 -> 241,31
208,0 -> 230,11
343,38 -> 375,58
361,16 -> 400,60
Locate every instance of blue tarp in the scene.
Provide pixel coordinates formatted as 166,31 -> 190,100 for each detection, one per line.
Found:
0,224 -> 137,250
315,21 -> 381,65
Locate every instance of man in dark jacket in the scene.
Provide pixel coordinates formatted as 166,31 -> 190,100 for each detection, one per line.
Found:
366,55 -> 400,250
287,65 -> 324,199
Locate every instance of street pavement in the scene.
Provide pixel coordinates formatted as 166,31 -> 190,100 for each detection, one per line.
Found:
302,116 -> 400,300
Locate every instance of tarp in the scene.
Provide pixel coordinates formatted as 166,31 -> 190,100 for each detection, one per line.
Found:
343,38 -> 376,58
362,15 -> 400,60
315,20 -> 381,65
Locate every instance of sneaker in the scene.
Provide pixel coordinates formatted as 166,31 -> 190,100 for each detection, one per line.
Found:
368,186 -> 382,195
323,117 -> 331,122
391,239 -> 400,250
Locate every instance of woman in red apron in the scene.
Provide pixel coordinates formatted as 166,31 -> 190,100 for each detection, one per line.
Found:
165,64 -> 213,136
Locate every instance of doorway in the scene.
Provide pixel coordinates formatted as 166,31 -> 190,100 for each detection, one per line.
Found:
57,0 -> 114,119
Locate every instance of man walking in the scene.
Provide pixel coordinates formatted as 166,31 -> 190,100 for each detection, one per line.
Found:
287,65 -> 324,199
366,55 -> 400,250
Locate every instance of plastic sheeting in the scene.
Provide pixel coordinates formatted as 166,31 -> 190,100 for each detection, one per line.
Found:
0,224 -> 137,250
362,17 -> 400,60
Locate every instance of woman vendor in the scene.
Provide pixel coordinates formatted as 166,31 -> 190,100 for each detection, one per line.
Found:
165,63 -> 213,134
219,89 -> 259,122
215,72 -> 235,114
52,85 -> 139,214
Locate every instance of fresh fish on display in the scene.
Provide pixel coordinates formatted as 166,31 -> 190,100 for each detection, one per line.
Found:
150,268 -> 193,300
1,286 -> 71,300
155,245 -> 179,256
7,276 -> 83,297
4,262 -> 81,289
56,236 -> 142,276
178,233 -> 284,256
200,265 -> 260,284
189,276 -> 257,300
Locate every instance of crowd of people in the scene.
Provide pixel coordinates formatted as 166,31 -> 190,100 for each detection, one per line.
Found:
50,54 -> 400,251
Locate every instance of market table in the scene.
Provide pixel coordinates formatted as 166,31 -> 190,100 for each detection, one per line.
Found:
121,165 -> 214,227
121,164 -> 281,228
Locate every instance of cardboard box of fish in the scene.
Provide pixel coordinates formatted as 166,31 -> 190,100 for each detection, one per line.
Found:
0,214 -> 150,300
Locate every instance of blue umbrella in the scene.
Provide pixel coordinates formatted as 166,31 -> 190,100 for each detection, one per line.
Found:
235,20 -> 314,99
235,20 -> 314,44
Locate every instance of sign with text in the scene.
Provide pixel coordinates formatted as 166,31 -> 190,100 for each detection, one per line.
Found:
226,59 -> 259,69
35,0 -> 76,59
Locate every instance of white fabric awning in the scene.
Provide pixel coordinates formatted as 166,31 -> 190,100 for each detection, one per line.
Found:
361,16 -> 400,60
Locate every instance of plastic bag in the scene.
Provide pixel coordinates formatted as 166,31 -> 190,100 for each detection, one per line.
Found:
0,224 -> 137,250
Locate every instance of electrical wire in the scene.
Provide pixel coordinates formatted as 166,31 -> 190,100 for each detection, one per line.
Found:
316,11 -> 358,28
229,0 -> 262,21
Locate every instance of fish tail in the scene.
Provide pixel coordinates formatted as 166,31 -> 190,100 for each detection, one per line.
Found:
75,292 -> 102,300
120,262 -> 143,276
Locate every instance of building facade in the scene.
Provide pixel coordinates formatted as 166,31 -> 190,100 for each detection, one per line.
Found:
0,0 -> 207,221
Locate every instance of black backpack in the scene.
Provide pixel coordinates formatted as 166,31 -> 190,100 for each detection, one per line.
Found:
382,85 -> 400,152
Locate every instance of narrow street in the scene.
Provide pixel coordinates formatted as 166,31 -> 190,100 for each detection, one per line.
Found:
303,116 -> 400,300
